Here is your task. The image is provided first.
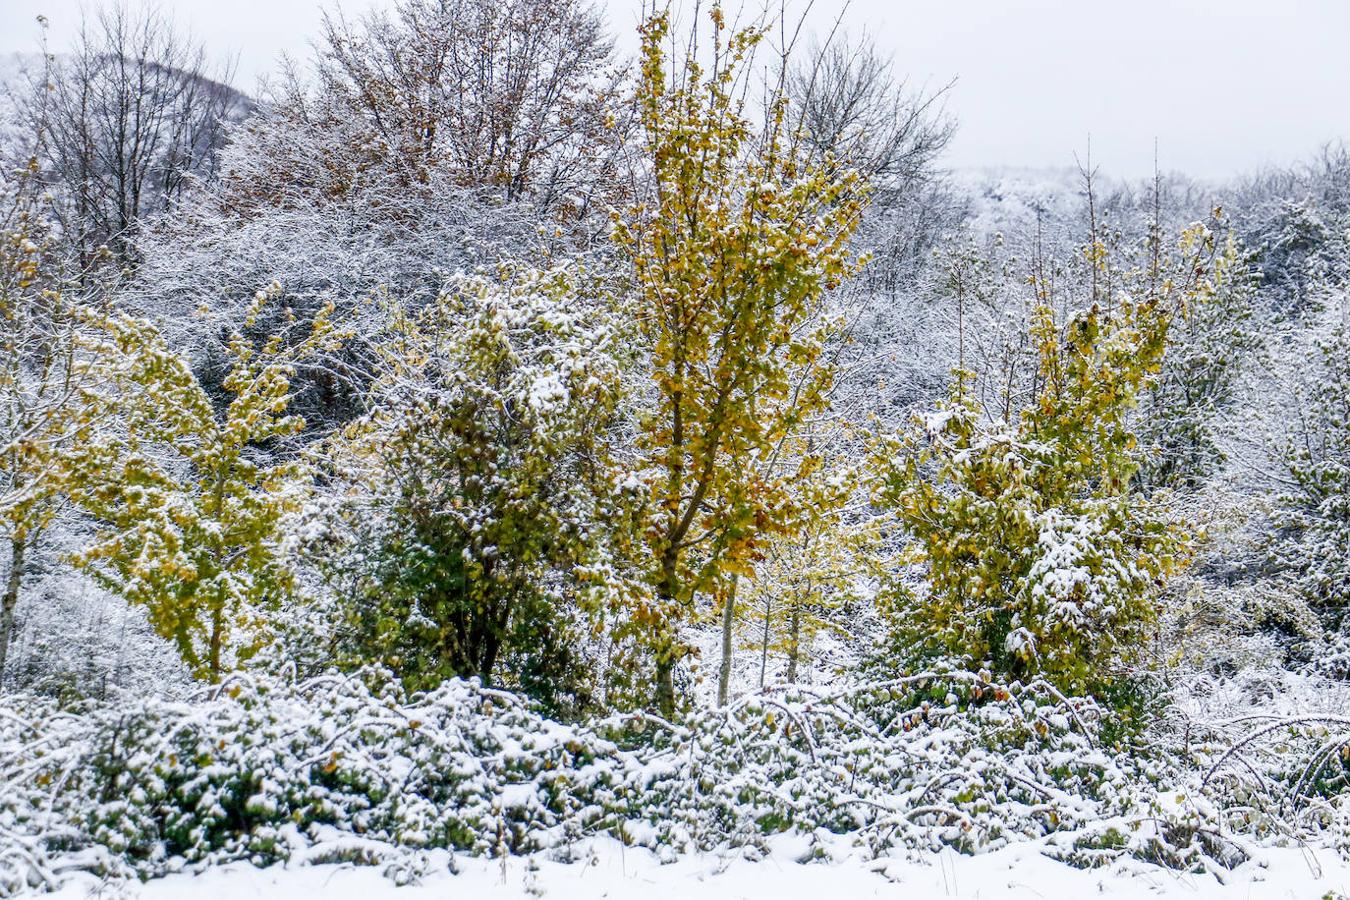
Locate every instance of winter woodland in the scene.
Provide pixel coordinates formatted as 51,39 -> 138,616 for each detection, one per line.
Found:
2,1 -> 1350,896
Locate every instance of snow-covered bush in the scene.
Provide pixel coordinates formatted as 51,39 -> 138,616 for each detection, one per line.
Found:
0,669 -> 1168,894
303,264 -> 637,714
872,297 -> 1187,696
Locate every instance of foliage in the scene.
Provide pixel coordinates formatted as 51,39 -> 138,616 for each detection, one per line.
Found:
872,224 -> 1226,696
308,266 -> 632,715
64,289 -> 343,680
736,451 -> 878,688
611,6 -> 869,715
9,6 -> 1350,893
0,669 -> 1166,894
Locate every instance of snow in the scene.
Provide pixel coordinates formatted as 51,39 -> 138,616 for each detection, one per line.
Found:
7,10 -> 1350,900
37,836 -> 1350,900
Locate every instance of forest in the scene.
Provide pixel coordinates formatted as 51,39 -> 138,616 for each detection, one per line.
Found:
2,1 -> 1350,896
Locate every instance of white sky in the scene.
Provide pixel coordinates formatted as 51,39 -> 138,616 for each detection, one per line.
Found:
3,0 -> 1350,179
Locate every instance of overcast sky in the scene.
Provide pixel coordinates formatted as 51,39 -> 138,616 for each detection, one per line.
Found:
4,0 -> 1349,179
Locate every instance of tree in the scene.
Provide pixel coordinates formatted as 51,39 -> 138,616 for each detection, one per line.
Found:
1234,145 -> 1350,317
788,35 -> 953,195
0,161 -> 97,682
231,0 -> 623,225
1270,322 -> 1350,625
788,34 -> 959,297
20,5 -> 246,268
308,266 -> 629,713
128,0 -> 626,439
1137,226 -> 1260,492
872,223 -> 1223,696
66,288 -> 341,680
724,450 -> 876,699
611,7 -> 869,716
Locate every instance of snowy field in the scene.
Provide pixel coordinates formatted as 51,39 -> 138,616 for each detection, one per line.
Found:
38,837 -> 1350,899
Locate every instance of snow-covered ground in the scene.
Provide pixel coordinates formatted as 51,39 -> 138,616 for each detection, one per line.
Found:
40,836 -> 1350,900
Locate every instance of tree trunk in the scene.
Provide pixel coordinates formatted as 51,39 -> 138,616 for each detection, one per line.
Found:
0,534 -> 27,687
786,602 -> 801,684
654,553 -> 681,719
758,595 -> 772,690
208,472 -> 227,681
653,591 -> 677,718
208,601 -> 223,681
716,577 -> 738,706
479,589 -> 514,685
654,654 -> 676,719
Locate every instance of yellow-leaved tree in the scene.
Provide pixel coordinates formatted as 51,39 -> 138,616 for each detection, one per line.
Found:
68,288 -> 344,680
872,221 -> 1231,696
611,6 -> 868,716
730,447 -> 878,697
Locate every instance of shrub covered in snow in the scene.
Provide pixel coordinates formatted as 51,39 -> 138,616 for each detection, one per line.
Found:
0,669 -> 1180,895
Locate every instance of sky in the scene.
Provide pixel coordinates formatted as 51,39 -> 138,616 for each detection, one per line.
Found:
3,0 -> 1350,180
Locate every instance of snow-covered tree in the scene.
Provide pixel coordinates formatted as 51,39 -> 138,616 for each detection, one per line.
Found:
16,6 -> 246,268
307,265 -> 632,713
788,34 -> 960,296
872,223 -> 1224,695
124,0 -> 625,438
1136,225 -> 1261,492
728,451 -> 877,696
611,6 -> 869,716
66,288 -> 342,680
215,0 -> 622,231
1270,322 -> 1350,622
0,162 -> 96,681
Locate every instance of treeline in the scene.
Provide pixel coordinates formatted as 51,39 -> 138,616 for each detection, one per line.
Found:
1,0 -> 1348,722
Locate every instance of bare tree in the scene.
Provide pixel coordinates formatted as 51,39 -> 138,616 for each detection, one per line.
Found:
790,36 -> 954,193
21,5 -> 246,268
789,36 -> 960,294
311,0 -> 626,219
